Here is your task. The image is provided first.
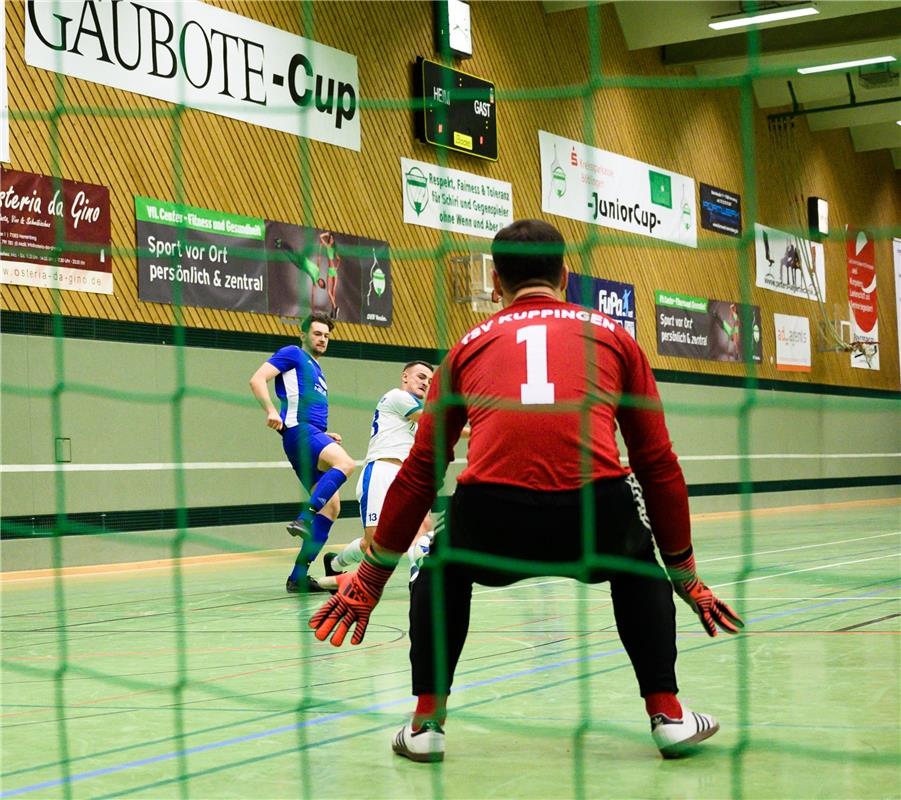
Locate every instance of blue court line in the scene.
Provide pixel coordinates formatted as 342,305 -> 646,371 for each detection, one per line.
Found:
2,585 -> 897,798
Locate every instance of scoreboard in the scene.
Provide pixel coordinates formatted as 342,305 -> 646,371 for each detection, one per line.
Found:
413,58 -> 498,162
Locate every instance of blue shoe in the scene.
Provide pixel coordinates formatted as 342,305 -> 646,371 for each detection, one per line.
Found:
285,576 -> 331,594
286,516 -> 312,539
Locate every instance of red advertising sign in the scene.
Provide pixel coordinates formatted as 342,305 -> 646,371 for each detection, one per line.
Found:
0,168 -> 112,294
847,227 -> 877,334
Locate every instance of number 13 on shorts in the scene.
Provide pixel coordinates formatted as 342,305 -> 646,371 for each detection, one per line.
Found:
517,325 -> 555,405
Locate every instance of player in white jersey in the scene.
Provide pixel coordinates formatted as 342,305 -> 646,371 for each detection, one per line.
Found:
319,361 -> 435,587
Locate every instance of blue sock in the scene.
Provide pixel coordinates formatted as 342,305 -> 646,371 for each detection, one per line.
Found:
289,514 -> 334,582
308,468 -> 347,514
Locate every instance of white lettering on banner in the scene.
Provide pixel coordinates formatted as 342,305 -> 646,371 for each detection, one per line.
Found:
538,130 -> 697,248
25,0 -> 359,150
402,157 -> 513,239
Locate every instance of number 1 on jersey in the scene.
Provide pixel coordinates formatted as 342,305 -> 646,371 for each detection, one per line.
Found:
516,325 -> 555,404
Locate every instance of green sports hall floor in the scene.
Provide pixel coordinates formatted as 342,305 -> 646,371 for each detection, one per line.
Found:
2,498 -> 898,799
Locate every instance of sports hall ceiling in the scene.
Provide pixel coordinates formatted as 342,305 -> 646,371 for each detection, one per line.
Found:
544,1 -> 901,168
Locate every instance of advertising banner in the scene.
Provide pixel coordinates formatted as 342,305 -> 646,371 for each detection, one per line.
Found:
1,2 -> 7,163
401,157 -> 513,239
700,183 -> 741,237
846,227 -> 879,371
266,222 -> 392,326
773,313 -> 811,372
1,168 -> 112,294
754,223 -> 825,301
895,238 -> 901,386
136,197 -> 267,312
26,0 -> 360,151
656,290 -> 761,363
136,196 -> 391,324
566,273 -> 636,338
538,130 -> 697,248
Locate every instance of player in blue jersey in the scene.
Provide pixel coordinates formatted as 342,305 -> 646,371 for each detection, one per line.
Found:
249,312 -> 356,593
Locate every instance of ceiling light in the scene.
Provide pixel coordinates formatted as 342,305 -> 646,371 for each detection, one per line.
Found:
709,5 -> 819,30
797,56 -> 897,75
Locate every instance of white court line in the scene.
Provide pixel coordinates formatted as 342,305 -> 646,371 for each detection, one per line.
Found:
471,532 -> 900,596
2,451 -> 899,473
702,530 -> 901,563
713,553 -> 901,588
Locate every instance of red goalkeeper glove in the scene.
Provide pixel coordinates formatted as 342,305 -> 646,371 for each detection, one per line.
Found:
309,556 -> 395,646
663,547 -> 744,637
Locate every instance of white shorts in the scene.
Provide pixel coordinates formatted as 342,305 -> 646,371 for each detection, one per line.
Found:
356,460 -> 401,528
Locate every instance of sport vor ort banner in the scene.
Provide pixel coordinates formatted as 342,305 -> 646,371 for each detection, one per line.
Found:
566,273 -> 636,338
136,196 -> 392,325
656,290 -> 761,363
136,197 -> 268,312
1,168 -> 112,294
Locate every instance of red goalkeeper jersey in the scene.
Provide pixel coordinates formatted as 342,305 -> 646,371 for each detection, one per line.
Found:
374,293 -> 691,555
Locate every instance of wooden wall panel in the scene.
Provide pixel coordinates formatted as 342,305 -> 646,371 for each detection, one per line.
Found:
3,1 -> 899,389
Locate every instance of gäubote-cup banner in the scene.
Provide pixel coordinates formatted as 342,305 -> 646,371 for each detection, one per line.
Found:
566,273 -> 637,338
25,0 -> 360,151
538,130 -> 697,248
135,196 -> 391,325
656,290 -> 762,363
1,168 -> 112,294
754,223 -> 825,302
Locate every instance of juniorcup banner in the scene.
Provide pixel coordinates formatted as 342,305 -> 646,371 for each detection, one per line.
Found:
401,158 -> 513,240
754,223 -> 825,302
538,130 -> 697,248
26,0 -> 360,151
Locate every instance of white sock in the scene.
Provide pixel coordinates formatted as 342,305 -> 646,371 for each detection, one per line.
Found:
334,537 -> 363,570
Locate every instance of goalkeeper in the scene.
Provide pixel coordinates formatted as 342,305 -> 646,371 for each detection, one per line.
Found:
310,219 -> 743,762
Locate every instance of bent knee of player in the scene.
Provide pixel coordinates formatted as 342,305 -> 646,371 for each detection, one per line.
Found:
332,448 -> 356,476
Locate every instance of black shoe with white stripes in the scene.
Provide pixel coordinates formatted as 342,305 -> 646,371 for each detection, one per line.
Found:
392,720 -> 445,763
650,708 -> 719,758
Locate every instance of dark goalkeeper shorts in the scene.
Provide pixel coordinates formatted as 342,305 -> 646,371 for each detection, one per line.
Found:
432,475 -> 659,586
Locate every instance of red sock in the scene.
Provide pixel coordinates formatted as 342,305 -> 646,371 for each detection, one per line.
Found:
412,694 -> 448,730
645,692 -> 682,720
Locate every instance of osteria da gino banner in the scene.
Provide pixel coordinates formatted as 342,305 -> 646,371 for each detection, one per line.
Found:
1,168 -> 112,294
538,130 -> 697,248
